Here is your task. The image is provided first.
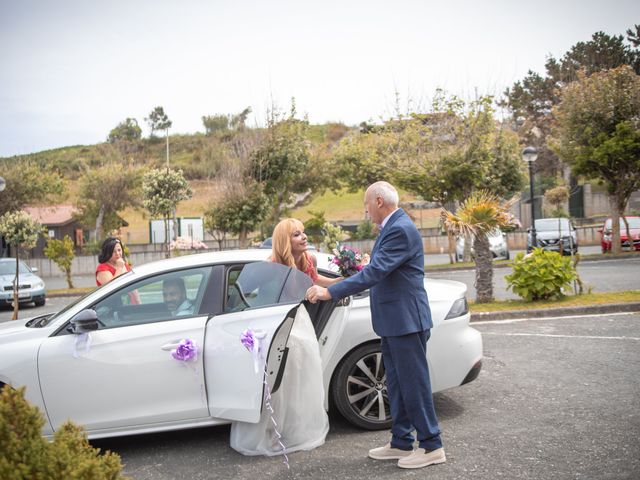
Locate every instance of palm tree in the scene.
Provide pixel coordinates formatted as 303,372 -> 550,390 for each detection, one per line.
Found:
441,191 -> 517,303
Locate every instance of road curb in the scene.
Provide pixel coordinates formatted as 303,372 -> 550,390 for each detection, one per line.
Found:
470,302 -> 640,321
427,251 -> 640,273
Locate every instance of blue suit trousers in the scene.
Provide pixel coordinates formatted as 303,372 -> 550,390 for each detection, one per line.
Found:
381,329 -> 442,451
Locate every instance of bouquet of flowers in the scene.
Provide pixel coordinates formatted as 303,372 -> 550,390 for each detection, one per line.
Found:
330,245 -> 370,277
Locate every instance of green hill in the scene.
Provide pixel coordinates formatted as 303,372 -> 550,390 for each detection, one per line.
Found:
2,124 -> 440,244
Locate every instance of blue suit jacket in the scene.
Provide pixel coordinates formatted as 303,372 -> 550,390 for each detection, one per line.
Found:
328,209 -> 432,337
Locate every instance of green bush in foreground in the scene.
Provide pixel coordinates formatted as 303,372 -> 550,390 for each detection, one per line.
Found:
505,248 -> 577,301
0,385 -> 127,480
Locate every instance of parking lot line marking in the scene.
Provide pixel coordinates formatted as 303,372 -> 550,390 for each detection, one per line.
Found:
473,311 -> 639,325
482,332 -> 640,341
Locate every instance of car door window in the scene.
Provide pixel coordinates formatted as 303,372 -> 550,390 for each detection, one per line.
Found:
92,267 -> 212,329
225,261 -> 312,312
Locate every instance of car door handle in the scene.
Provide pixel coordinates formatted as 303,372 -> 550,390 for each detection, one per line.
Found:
161,342 -> 181,351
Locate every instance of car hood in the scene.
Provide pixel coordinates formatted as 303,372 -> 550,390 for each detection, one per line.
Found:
0,317 -> 48,344
0,273 -> 39,285
616,228 -> 640,237
536,230 -> 574,240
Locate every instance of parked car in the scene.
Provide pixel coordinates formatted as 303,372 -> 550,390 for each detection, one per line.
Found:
455,228 -> 510,261
0,258 -> 46,307
527,218 -> 578,255
0,249 -> 482,439
599,216 -> 640,253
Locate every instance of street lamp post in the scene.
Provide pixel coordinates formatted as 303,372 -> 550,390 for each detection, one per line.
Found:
522,147 -> 538,251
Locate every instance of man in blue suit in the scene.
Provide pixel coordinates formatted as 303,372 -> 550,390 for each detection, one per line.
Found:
306,181 -> 445,469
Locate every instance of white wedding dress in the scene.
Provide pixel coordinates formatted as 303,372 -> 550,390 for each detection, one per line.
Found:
230,305 -> 329,456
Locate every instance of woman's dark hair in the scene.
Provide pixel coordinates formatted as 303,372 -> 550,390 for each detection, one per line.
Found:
98,237 -> 124,264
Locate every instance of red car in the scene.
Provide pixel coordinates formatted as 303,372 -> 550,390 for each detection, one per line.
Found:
599,216 -> 640,253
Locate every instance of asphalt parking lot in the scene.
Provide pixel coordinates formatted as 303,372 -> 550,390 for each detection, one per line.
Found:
91,312 -> 640,480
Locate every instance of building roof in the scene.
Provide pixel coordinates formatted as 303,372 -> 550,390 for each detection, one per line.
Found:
23,205 -> 79,227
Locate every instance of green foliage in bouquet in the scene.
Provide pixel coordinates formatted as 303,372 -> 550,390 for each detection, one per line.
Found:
505,248 -> 577,301
0,386 -> 128,480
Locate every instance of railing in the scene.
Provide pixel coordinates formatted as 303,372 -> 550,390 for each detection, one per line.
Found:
21,226 -> 604,277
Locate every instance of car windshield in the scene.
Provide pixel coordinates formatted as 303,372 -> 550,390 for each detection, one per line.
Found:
0,261 -> 32,275
535,218 -> 572,232
604,217 -> 640,230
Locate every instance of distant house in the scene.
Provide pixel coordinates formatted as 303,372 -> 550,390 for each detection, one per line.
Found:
22,205 -> 87,257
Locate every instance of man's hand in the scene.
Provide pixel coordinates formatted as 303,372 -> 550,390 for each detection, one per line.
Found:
305,285 -> 332,304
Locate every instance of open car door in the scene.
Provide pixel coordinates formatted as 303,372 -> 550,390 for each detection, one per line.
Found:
205,262 -> 312,423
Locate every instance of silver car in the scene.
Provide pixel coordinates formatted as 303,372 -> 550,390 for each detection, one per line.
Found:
0,258 -> 46,307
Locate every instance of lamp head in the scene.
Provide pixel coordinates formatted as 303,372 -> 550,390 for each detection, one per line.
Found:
522,146 -> 538,163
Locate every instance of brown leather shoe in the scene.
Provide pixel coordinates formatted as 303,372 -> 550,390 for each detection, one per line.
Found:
368,443 -> 414,460
397,447 -> 446,469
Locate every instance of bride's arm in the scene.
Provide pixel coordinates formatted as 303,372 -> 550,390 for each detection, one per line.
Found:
309,252 -> 343,287
315,274 -> 342,287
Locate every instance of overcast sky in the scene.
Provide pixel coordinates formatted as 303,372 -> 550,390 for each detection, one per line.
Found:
0,0 -> 638,157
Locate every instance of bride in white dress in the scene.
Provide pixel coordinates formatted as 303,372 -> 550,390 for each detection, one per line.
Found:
230,304 -> 329,456
230,218 -> 339,457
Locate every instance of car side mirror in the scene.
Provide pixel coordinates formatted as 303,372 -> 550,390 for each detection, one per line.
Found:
30,266 -> 39,273
69,309 -> 99,334
597,228 -> 603,233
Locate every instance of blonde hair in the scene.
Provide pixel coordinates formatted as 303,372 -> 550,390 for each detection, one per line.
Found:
270,218 -> 309,271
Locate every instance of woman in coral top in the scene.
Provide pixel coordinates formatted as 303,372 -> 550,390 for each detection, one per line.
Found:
95,237 -> 131,286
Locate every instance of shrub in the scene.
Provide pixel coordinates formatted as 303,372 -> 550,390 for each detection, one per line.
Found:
0,386 -> 128,480
351,219 -> 378,240
44,235 -> 76,289
505,248 -> 577,301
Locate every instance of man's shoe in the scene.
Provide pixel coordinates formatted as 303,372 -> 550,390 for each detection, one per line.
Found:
368,443 -> 414,460
397,447 -> 446,469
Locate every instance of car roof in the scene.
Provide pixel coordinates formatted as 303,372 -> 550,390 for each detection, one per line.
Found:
130,249 -> 333,275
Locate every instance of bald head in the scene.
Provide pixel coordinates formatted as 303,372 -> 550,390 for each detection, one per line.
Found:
365,181 -> 399,225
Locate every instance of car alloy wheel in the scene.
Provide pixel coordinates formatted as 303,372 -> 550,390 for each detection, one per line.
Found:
331,343 -> 392,430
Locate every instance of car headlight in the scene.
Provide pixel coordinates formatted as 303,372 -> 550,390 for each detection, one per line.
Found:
33,281 -> 45,289
445,297 -> 469,320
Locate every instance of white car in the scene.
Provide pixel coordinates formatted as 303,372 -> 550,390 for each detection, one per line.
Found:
0,250 -> 482,439
456,228 -> 510,261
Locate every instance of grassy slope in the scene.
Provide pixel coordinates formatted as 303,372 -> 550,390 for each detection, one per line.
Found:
5,130 -> 443,243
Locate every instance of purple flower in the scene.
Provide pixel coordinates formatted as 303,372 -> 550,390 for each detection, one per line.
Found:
171,339 -> 197,361
240,329 -> 255,351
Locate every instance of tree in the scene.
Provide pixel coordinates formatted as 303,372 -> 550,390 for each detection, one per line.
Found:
203,206 -> 233,250
107,118 -> 142,143
0,386 -> 126,479
202,114 -> 229,135
76,162 -> 143,241
0,211 -> 42,320
303,210 -> 327,247
627,24 -> 640,47
0,161 -> 65,217
205,184 -> 269,248
145,106 -> 172,139
551,66 -> 640,254
441,191 -> 517,303
43,236 -> 75,289
142,168 -> 192,257
202,107 -> 252,136
502,28 -> 640,178
250,103 -> 311,224
544,185 -> 569,217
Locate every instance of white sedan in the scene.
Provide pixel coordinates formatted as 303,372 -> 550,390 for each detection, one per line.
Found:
0,249 -> 482,439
